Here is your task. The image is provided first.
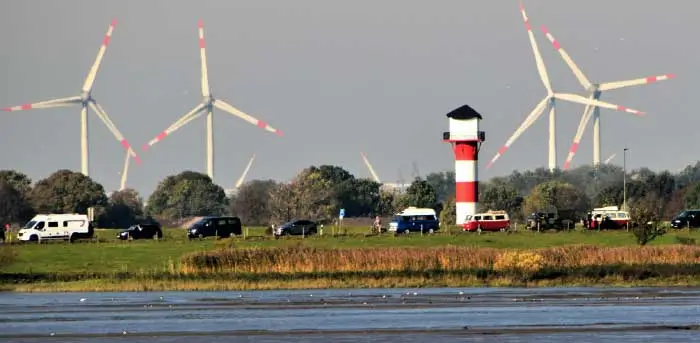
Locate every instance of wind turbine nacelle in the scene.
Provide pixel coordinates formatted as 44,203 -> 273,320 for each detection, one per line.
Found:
442,104 -> 485,143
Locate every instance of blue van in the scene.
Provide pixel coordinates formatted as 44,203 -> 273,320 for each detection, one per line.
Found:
388,207 -> 440,234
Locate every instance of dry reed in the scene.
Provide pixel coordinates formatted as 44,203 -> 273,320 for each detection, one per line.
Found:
179,244 -> 700,275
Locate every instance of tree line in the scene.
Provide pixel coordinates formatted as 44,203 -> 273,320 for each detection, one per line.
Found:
3,162 -> 700,228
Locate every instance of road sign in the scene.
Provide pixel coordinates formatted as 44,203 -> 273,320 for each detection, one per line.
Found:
339,208 -> 345,219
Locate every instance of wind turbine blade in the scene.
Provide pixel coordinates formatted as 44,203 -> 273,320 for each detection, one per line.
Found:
3,96 -> 81,112
120,150 -> 129,191
519,1 -> 552,93
213,99 -> 283,136
541,25 -> 592,90
563,103 -> 595,170
604,153 -> 617,164
82,19 -> 116,93
235,153 -> 256,189
361,152 -> 382,183
198,20 -> 210,97
598,74 -> 676,91
486,96 -> 549,169
88,100 -> 141,165
143,103 -> 207,150
553,93 -> 645,116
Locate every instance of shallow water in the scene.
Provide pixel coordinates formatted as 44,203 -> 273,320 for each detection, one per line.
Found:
1,287 -> 699,342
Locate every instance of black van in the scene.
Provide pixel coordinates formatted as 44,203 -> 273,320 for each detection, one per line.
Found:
187,216 -> 242,239
670,210 -> 700,229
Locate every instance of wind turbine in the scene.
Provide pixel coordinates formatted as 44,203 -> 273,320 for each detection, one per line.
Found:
360,152 -> 381,183
234,153 -> 256,189
3,20 -> 141,176
539,26 -> 674,170
119,149 -> 130,191
142,20 -> 282,181
486,1 -> 644,172
604,153 -> 617,165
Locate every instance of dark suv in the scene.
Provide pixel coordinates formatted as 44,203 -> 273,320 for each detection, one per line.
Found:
274,219 -> 318,236
187,216 -> 242,239
670,210 -> 700,229
117,223 -> 163,240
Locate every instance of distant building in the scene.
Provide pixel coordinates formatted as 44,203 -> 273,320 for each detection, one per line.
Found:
380,183 -> 411,194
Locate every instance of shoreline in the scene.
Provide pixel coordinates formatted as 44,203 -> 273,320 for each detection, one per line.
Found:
3,269 -> 700,292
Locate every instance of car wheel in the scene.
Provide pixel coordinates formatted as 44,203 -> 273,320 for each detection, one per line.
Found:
29,235 -> 38,242
198,233 -> 204,239
428,228 -> 435,234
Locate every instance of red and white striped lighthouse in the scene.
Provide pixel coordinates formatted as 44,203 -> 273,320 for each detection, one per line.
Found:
443,105 -> 485,225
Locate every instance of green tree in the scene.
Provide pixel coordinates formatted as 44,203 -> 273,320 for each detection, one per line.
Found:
522,180 -> 590,218
629,193 -> 665,245
396,178 -> 438,209
268,168 -> 336,224
375,189 -> 397,216
0,170 -> 35,223
146,171 -> 227,220
29,169 -> 107,214
683,182 -> 700,209
439,197 -> 456,226
0,182 -> 24,225
229,179 -> 278,226
340,178 -> 381,217
268,182 -> 295,224
478,182 -> 523,220
0,170 -> 32,197
100,188 -> 144,228
425,171 -> 455,202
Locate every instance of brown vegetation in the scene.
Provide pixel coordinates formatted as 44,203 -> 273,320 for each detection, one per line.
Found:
180,244 -> 700,275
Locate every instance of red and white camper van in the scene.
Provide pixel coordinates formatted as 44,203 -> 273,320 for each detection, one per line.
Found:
462,210 -> 511,232
586,206 -> 630,230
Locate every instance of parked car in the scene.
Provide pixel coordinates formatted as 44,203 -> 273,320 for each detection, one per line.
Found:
462,210 -> 510,232
274,219 -> 318,236
670,209 -> 700,229
117,223 -> 163,240
187,216 -> 242,239
389,207 -> 440,234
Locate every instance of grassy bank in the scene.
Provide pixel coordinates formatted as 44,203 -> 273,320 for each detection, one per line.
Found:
2,227 -> 700,292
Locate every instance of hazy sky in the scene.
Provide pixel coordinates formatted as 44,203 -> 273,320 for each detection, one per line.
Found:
0,1 -> 695,197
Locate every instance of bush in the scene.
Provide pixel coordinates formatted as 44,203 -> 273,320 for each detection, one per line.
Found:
492,251 -> 543,274
676,236 -> 697,245
0,246 -> 17,267
632,224 -> 665,246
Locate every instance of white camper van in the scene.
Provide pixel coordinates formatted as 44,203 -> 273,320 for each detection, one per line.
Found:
17,214 -> 94,242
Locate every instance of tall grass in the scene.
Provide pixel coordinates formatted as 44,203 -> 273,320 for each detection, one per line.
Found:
180,244 -> 700,274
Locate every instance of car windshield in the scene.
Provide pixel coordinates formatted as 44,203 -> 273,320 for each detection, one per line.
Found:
23,220 -> 37,229
677,211 -> 690,219
192,218 -> 209,226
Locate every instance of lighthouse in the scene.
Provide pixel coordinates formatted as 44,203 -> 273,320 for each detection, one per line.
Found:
442,104 -> 485,225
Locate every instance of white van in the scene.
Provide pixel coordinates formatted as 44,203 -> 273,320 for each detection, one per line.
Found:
17,214 -> 94,242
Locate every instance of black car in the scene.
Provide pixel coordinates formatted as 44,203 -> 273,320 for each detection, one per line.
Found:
274,219 -> 318,236
187,216 -> 242,239
670,210 -> 700,229
117,223 -> 163,240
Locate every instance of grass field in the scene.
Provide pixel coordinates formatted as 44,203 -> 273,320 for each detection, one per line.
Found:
1,225 -> 700,292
